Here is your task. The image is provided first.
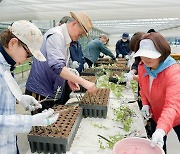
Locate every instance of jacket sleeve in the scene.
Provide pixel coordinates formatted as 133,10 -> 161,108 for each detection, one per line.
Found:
156,64 -> 180,134
131,61 -> 138,73
115,41 -> 120,55
100,43 -> 115,59
0,115 -> 32,134
46,33 -> 66,76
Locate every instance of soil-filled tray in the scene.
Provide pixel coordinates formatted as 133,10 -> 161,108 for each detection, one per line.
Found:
95,59 -> 115,66
79,88 -> 110,118
103,65 -> 130,72
75,76 -> 97,93
28,105 -> 82,154
81,68 -> 105,76
116,58 -> 127,64
109,71 -> 126,85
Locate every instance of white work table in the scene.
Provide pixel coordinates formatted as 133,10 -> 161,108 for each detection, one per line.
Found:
25,80 -> 147,154
67,83 -> 147,154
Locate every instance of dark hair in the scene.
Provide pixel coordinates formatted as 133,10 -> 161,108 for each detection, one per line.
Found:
147,29 -> 156,33
129,32 -> 145,65
59,16 -> 70,25
0,29 -> 16,48
0,29 -> 25,48
129,32 -> 145,51
135,32 -> 171,63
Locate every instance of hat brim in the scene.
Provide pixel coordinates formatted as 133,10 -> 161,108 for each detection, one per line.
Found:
133,49 -> 161,59
70,11 -> 88,37
29,47 -> 46,61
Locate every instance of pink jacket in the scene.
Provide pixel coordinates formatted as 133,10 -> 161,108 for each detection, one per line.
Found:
138,63 -> 180,134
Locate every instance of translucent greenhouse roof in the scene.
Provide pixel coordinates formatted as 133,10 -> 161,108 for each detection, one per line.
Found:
1,0 -> 180,35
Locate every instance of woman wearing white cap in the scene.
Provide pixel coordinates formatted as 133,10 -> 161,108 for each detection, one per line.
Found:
133,32 -> 180,153
0,20 -> 59,154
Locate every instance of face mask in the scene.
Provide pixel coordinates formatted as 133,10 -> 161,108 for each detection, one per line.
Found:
122,38 -> 127,42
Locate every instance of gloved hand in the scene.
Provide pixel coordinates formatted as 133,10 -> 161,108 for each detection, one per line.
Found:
141,105 -> 152,120
112,57 -> 116,61
19,95 -> 42,111
99,52 -> 104,58
68,68 -> 80,76
124,70 -> 134,81
151,129 -> 165,148
83,62 -> 89,69
118,54 -> 123,58
125,55 -> 130,60
71,61 -> 79,69
32,108 -> 59,126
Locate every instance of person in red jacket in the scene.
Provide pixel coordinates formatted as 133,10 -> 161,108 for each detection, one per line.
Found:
133,32 -> 180,154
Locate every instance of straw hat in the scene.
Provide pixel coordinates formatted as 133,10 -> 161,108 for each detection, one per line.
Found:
70,11 -> 93,37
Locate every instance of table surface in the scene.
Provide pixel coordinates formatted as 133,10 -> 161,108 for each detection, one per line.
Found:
26,79 -> 147,154
68,83 -> 147,154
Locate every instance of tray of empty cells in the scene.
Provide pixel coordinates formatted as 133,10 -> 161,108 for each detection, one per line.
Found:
28,105 -> 82,154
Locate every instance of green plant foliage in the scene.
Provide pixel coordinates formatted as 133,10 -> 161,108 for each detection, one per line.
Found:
97,73 -> 125,99
54,86 -> 62,100
99,140 -> 106,149
98,133 -> 124,149
130,80 -> 138,93
91,122 -> 109,130
107,134 -> 124,149
114,105 -> 134,132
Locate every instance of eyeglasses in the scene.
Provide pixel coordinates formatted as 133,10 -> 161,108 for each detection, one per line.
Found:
19,41 -> 32,58
22,44 -> 32,58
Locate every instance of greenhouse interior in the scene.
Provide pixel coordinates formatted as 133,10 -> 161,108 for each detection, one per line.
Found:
0,0 -> 180,154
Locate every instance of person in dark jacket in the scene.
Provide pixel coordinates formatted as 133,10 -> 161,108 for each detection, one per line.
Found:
115,32 -> 130,58
69,41 -> 88,73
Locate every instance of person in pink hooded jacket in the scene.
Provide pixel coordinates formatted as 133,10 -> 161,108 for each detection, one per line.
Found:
133,32 -> 180,154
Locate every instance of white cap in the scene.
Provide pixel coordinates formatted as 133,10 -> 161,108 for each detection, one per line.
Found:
8,20 -> 46,61
133,39 -> 161,59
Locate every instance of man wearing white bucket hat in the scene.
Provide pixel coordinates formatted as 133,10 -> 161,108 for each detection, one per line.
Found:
0,20 -> 59,154
25,11 -> 96,112
134,32 -> 180,153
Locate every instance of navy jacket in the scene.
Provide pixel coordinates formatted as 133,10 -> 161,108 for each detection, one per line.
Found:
115,39 -> 130,57
69,41 -> 85,73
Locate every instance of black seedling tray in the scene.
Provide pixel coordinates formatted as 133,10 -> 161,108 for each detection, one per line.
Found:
28,106 -> 82,154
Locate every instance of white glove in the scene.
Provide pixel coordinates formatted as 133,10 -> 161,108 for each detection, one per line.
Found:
129,52 -> 135,58
68,68 -> 79,76
32,108 -> 59,126
124,70 -> 134,81
83,62 -> 89,69
19,95 -> 42,111
125,55 -> 130,60
99,52 -> 104,57
118,54 -> 122,58
151,129 -> 165,148
71,61 -> 79,69
141,105 -> 152,120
